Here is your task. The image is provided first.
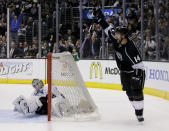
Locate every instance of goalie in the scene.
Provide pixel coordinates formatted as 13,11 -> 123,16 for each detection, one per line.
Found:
13,79 -> 71,118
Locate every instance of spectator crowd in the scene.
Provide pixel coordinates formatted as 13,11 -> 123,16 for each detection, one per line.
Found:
0,0 -> 168,61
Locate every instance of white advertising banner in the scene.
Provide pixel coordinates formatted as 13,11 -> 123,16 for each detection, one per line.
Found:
0,59 -> 169,92
77,60 -> 120,84
144,61 -> 169,92
77,60 -> 169,92
0,59 -> 46,81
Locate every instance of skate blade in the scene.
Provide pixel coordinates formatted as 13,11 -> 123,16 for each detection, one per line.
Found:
137,121 -> 144,125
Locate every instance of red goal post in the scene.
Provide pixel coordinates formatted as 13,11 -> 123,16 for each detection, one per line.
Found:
47,53 -> 52,121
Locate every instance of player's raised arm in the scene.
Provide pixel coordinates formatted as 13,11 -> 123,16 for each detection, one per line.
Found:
93,8 -> 116,42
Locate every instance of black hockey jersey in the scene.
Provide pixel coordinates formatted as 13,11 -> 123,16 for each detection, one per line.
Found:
105,25 -> 143,72
111,36 -> 142,71
95,13 -> 144,71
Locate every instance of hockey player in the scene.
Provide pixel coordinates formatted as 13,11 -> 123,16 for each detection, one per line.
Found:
93,9 -> 145,122
13,79 -> 71,118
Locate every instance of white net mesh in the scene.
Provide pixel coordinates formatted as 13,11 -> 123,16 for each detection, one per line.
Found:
50,52 -> 99,121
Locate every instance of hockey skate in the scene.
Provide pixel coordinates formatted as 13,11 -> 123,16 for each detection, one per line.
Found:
137,115 -> 144,122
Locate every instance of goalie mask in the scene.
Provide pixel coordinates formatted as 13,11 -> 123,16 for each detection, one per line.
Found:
32,79 -> 44,90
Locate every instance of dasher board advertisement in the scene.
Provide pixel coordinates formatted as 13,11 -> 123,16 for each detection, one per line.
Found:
77,60 -> 169,92
77,60 -> 120,84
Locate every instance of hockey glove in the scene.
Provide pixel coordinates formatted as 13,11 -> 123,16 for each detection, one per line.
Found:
93,8 -> 104,19
93,8 -> 109,29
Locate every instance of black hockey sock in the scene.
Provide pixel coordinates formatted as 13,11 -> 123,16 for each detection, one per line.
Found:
130,100 -> 144,122
135,109 -> 143,116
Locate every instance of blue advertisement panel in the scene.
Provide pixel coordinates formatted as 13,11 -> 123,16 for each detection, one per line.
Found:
83,8 -> 136,19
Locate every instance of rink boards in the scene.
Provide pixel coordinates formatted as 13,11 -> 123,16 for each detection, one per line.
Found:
0,59 -> 169,100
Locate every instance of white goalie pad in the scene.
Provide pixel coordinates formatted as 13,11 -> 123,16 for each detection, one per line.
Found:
19,99 -> 29,114
13,95 -> 25,105
51,97 -> 71,118
13,95 -> 26,113
13,95 -> 43,115
26,96 -> 43,113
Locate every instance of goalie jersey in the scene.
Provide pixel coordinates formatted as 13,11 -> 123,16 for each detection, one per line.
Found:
32,84 -> 64,99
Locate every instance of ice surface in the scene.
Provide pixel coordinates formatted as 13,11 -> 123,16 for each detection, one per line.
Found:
0,84 -> 169,131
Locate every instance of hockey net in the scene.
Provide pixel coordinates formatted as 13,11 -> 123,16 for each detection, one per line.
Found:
47,52 -> 99,121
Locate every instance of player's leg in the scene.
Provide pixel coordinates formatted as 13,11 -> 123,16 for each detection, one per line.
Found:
130,69 -> 145,122
19,99 -> 29,114
120,71 -> 145,122
130,90 -> 144,122
13,95 -> 27,113
13,95 -> 43,115
120,71 -> 132,92
35,97 -> 48,115
121,72 -> 136,111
